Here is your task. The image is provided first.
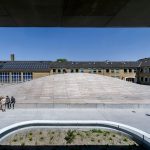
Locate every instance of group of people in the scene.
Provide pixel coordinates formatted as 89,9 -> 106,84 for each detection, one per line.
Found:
0,96 -> 16,112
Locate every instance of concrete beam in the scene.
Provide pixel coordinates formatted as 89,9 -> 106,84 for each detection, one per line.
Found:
0,0 -> 150,27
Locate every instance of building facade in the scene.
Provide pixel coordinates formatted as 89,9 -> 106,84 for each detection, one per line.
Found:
0,57 -> 150,85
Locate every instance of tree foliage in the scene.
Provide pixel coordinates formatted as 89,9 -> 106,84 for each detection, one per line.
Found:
56,58 -> 68,62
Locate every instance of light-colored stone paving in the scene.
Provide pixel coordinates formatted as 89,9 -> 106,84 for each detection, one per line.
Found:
0,73 -> 150,104
0,108 -> 150,133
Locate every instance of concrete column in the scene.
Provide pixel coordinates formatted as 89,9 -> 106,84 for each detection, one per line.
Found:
9,72 -> 12,83
21,72 -> 23,82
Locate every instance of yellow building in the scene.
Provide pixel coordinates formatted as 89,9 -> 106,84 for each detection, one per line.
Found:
0,55 -> 149,85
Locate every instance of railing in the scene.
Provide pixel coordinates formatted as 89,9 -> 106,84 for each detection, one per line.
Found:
0,120 -> 150,149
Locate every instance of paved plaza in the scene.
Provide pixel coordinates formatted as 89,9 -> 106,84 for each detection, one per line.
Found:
0,73 -> 150,105
0,108 -> 150,133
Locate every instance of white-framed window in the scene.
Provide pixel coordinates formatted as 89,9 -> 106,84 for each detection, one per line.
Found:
23,72 -> 33,82
80,68 -> 84,73
144,68 -> 149,73
0,72 -> 10,83
12,72 -> 21,83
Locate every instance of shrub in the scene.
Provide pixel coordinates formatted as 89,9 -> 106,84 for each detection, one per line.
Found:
29,132 -> 32,136
65,130 -> 76,144
112,134 -> 116,137
29,137 -> 32,141
40,137 -> 44,141
109,137 -> 112,141
13,138 -> 17,142
123,138 -> 128,142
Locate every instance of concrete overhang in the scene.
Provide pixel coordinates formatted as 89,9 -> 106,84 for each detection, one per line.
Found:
0,0 -> 150,27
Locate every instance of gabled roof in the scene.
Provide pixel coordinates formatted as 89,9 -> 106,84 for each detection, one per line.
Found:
0,60 -> 140,72
138,58 -> 150,67
49,61 -> 139,69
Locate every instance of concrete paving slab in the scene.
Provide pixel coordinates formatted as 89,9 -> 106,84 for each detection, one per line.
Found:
0,73 -> 149,106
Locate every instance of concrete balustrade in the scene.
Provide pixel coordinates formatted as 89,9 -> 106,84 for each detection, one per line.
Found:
0,120 -> 150,149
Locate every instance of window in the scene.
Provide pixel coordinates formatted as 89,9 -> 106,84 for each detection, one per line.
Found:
76,69 -> 79,73
12,72 -> 21,83
129,69 -> 132,73
63,69 -> 67,73
106,69 -> 109,73
145,78 -> 148,82
140,69 -> 143,73
0,72 -> 9,83
144,68 -> 148,73
111,69 -> 114,73
124,69 -> 127,73
23,72 -> 32,82
93,69 -> 97,73
134,69 -> 137,73
80,68 -> 84,73
58,69 -> 61,73
53,69 -> 56,73
71,69 -> 74,73
141,77 -> 143,82
98,70 -> 101,73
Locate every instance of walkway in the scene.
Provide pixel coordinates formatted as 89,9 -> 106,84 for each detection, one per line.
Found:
0,108 -> 150,133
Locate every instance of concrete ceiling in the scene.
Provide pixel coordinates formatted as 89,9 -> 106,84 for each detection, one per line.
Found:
0,0 -> 150,27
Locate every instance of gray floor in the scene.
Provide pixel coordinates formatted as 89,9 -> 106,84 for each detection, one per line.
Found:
0,108 -> 150,134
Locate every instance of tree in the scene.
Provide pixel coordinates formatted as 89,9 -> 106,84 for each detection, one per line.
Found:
56,58 -> 68,62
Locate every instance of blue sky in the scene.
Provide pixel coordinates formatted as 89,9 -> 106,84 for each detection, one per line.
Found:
0,28 -> 150,61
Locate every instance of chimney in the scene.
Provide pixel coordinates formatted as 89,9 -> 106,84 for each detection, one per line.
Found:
10,54 -> 15,61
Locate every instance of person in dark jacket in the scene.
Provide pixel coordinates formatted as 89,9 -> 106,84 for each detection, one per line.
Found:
11,96 -> 16,109
6,96 -> 10,109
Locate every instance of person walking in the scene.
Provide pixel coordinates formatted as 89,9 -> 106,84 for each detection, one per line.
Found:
6,96 -> 10,109
11,96 -> 16,109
